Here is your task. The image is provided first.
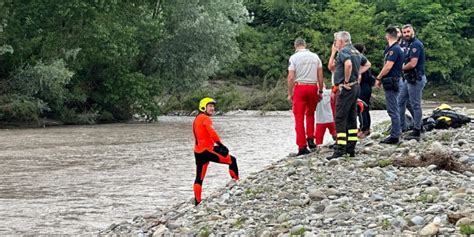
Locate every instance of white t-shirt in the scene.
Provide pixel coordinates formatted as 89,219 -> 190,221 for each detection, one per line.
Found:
316,89 -> 334,124
288,49 -> 322,84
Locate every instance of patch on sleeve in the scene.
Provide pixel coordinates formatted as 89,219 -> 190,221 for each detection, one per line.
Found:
412,48 -> 417,53
389,51 -> 394,56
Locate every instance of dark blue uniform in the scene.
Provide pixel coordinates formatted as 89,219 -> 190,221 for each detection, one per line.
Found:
382,42 -> 404,140
398,37 -> 427,136
401,38 -> 425,75
384,42 -> 404,77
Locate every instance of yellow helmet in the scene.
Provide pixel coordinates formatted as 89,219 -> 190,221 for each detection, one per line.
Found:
435,103 -> 452,111
199,97 -> 216,112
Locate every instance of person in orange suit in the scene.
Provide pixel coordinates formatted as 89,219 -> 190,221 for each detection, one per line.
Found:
192,97 -> 239,206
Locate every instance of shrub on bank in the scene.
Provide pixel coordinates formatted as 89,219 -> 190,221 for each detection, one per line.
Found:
0,94 -> 48,124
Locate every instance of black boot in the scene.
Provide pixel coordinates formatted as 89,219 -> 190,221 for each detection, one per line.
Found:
296,146 -> 311,156
380,136 -> 399,144
307,137 -> 316,149
326,145 -> 345,160
405,129 -> 421,140
346,140 -> 357,158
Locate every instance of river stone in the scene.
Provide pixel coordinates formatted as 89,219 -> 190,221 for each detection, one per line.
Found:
292,159 -> 304,167
277,213 -> 289,223
381,147 -> 396,157
425,204 -> 443,214
430,141 -> 444,154
367,168 -> 383,177
309,189 -> 327,201
313,204 -> 326,214
455,217 -> 473,226
452,193 -> 467,199
425,187 -> 440,196
289,199 -> 301,206
363,229 -> 376,237
391,216 -> 407,229
325,188 -> 338,196
369,133 -> 381,139
152,225 -> 168,236
370,194 -> 384,201
410,216 -> 425,226
291,225 -> 305,234
327,159 -> 339,166
419,223 -> 440,236
384,171 -> 397,182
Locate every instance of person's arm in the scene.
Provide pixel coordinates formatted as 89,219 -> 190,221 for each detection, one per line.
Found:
359,58 -> 371,74
203,117 -> 221,144
403,57 -> 418,71
317,67 -> 324,91
375,61 -> 394,88
328,44 -> 337,72
376,61 -> 394,80
344,60 -> 352,83
402,44 -> 420,71
287,70 -> 295,101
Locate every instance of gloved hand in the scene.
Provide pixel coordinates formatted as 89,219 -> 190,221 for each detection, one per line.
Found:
215,142 -> 229,156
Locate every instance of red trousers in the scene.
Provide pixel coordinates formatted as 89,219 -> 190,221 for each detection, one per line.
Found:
292,84 -> 319,149
315,122 -> 336,145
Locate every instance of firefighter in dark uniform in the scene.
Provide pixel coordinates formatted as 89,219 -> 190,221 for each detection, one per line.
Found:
327,31 -> 370,160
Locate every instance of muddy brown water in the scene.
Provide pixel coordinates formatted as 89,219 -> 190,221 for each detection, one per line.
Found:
0,107 -> 465,234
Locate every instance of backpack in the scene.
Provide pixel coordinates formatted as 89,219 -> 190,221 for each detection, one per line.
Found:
430,109 -> 472,129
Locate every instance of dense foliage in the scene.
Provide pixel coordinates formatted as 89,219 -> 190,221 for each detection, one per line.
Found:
0,0 -> 472,124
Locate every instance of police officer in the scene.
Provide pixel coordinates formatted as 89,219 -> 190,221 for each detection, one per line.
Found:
399,24 -> 426,140
375,26 -> 405,144
327,31 -> 370,160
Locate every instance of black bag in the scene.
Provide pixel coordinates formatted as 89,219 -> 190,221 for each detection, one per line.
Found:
382,77 -> 399,92
431,109 -> 472,129
404,69 -> 421,84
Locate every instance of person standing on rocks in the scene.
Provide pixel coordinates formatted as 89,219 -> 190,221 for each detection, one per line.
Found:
375,26 -> 405,144
353,43 -> 374,138
399,24 -> 427,140
287,38 -> 325,156
327,31 -> 369,160
192,97 -> 239,206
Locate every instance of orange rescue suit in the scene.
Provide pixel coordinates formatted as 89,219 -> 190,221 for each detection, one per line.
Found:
193,113 -> 221,153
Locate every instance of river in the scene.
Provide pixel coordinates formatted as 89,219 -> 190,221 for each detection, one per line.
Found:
0,109 -> 444,234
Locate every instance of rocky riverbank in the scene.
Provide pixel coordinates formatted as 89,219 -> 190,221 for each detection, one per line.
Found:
100,109 -> 474,236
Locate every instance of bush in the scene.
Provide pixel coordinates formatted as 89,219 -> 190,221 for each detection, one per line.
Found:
59,108 -> 98,125
0,94 -> 48,123
11,59 -> 73,108
241,79 -> 290,111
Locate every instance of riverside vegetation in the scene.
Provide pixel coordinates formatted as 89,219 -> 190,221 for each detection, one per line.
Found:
1,1 -> 472,126
101,108 -> 474,236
